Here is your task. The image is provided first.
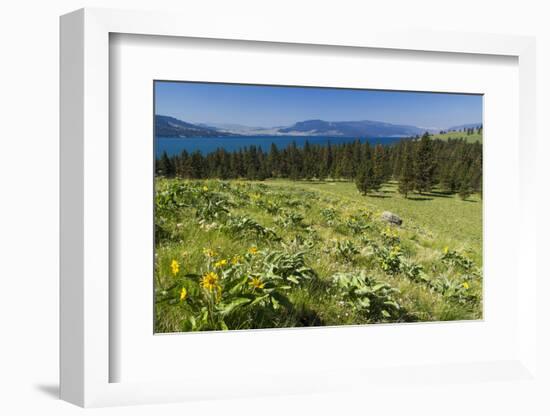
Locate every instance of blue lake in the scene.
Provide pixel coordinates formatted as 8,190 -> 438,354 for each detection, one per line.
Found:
156,136 -> 404,157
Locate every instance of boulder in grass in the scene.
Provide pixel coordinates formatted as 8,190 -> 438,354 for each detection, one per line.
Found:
381,211 -> 403,226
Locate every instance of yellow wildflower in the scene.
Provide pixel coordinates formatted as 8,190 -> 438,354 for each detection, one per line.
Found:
231,255 -> 242,265
202,248 -> 216,258
443,246 -> 449,254
179,287 -> 188,301
249,277 -> 265,289
202,185 -> 208,192
170,259 -> 180,275
390,245 -> 401,255
248,246 -> 259,256
462,282 -> 470,289
214,259 -> 228,268
201,271 -> 221,292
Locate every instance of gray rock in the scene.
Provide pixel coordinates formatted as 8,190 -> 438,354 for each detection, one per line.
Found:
381,211 -> 403,226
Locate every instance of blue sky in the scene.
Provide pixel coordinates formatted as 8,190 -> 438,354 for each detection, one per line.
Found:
155,81 -> 482,129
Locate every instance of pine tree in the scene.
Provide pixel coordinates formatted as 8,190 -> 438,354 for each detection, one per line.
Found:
414,133 -> 436,194
469,151 -> 482,195
338,143 -> 355,180
176,150 -> 191,178
333,146 -> 344,179
288,141 -> 301,180
245,146 -> 259,180
355,169 -> 367,194
323,141 -> 334,179
398,142 -> 415,198
230,151 -> 244,178
158,151 -> 175,177
355,158 -> 376,195
458,174 -> 472,200
218,149 -> 231,179
324,142 -> 333,179
372,144 -> 386,190
303,140 -> 316,179
317,147 -> 327,180
267,143 -> 280,177
391,142 -> 404,178
361,141 -> 372,169
190,151 -> 204,178
351,139 -> 362,178
439,163 -> 457,193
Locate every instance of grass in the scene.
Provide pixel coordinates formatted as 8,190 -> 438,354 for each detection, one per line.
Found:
155,178 -> 483,332
264,180 -> 482,263
431,130 -> 483,143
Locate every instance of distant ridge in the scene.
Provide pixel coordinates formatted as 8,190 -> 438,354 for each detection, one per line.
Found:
156,115 -> 479,139
277,119 -> 430,138
155,115 -> 234,138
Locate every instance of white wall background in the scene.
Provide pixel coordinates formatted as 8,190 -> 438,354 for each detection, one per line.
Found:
0,0 -> 548,414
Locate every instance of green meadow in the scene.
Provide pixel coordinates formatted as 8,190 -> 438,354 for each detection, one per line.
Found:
432,130 -> 483,143
155,178 -> 482,332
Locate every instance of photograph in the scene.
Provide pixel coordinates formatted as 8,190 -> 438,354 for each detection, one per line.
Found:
154,81 -> 483,333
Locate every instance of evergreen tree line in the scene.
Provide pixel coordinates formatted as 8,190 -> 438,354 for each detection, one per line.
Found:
157,132 -> 482,199
446,125 -> 483,135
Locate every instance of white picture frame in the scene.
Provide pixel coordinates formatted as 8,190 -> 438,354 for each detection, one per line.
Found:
60,7 -> 538,408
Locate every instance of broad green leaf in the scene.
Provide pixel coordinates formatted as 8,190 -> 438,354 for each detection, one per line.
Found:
249,294 -> 270,307
217,297 -> 252,316
287,276 -> 300,284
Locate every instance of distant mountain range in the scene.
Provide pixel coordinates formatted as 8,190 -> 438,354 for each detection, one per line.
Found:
277,119 -> 429,137
196,122 -> 283,136
155,115 -> 234,138
156,115 -> 479,138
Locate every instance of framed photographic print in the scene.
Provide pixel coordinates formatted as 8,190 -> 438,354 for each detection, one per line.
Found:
60,8 -> 539,408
